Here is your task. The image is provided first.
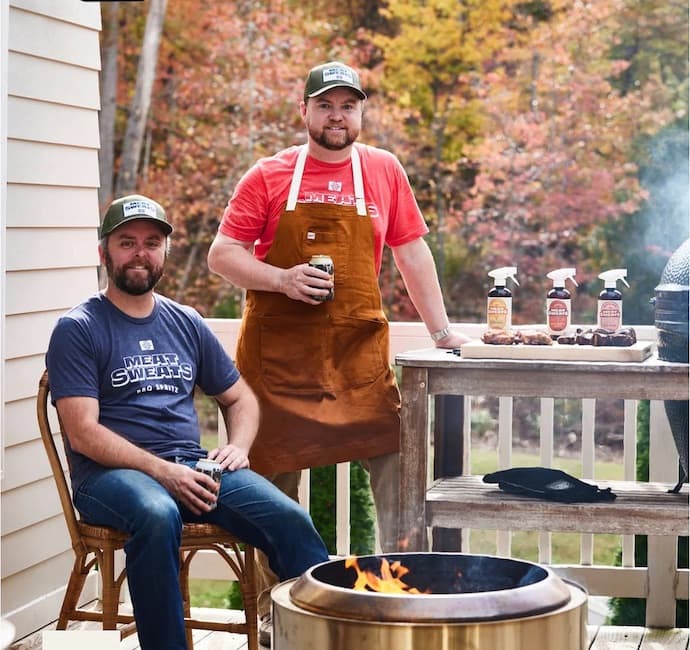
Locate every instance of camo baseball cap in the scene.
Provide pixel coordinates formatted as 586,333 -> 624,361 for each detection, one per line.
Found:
100,195 -> 172,238
303,61 -> 367,101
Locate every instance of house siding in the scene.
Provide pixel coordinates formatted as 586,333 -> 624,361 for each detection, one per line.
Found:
1,0 -> 102,642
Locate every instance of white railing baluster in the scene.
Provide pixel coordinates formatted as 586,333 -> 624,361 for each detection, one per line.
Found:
622,400 -> 637,567
463,395 -> 472,476
298,468 -> 310,510
647,400 -> 679,627
497,396 -> 513,556
581,399 -> 596,565
336,462 -> 351,556
539,398 -> 555,564
461,395 -> 473,551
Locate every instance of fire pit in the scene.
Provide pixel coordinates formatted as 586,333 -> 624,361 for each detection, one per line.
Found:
272,553 -> 587,649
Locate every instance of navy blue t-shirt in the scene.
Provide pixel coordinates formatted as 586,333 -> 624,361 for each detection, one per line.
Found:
46,293 -> 240,491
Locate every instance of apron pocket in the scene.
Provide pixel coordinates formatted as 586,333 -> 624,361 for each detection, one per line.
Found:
329,315 -> 389,391
258,314 -> 389,395
259,315 -> 330,394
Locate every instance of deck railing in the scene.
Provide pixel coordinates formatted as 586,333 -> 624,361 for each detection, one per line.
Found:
200,319 -> 687,624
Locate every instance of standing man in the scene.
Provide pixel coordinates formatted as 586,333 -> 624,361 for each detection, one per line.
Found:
207,61 -> 469,645
46,195 -> 329,650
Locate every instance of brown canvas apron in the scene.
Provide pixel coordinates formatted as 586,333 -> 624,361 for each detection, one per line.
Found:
235,146 -> 401,475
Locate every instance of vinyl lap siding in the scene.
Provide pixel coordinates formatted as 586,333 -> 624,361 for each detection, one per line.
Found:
1,0 -> 102,641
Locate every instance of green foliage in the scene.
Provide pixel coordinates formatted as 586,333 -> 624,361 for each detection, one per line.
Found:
228,581 -> 244,610
636,400 -> 650,482
309,462 -> 376,555
212,292 -> 243,319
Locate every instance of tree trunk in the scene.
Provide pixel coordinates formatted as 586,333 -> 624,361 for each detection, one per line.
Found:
115,0 -> 168,195
98,1 -> 119,209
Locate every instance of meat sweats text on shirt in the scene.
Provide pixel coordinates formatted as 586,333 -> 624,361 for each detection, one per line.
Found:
300,191 -> 381,218
111,352 -> 194,388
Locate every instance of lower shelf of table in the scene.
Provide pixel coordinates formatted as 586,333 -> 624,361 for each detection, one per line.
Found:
425,475 -> 689,536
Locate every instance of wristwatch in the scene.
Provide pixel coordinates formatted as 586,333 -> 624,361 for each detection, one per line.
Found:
430,327 -> 450,342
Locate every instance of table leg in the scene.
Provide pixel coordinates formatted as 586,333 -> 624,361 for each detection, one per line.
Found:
398,366 -> 430,551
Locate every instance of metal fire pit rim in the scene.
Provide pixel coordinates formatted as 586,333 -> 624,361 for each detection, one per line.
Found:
289,552 -> 574,623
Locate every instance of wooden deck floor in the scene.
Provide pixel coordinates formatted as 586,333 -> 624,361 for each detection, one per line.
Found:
8,611 -> 688,650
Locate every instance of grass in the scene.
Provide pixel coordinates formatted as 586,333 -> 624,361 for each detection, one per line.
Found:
190,579 -> 233,608
466,448 -> 625,565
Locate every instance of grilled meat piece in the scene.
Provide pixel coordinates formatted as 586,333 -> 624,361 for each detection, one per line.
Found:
557,334 -> 577,345
591,327 -> 637,347
516,330 -> 553,345
576,328 -> 595,345
482,329 -> 519,345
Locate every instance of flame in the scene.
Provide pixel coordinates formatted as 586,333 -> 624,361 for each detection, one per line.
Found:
345,556 -> 428,594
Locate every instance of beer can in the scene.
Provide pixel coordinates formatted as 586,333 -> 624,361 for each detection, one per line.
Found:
195,459 -> 222,510
308,254 -> 334,301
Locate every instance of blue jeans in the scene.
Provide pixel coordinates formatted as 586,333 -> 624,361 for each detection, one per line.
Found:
74,461 -> 329,650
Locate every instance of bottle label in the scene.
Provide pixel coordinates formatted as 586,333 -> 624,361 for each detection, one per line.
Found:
546,298 -> 570,334
598,300 -> 622,332
487,297 -> 511,330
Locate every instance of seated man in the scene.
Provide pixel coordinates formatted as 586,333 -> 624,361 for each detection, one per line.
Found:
45,194 -> 329,650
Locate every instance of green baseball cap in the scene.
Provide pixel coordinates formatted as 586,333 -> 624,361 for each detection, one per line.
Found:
100,194 -> 172,238
303,61 -> 367,101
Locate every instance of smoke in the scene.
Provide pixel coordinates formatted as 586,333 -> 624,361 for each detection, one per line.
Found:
639,126 -> 689,260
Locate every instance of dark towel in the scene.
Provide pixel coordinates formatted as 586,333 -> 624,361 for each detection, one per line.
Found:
483,467 -> 617,503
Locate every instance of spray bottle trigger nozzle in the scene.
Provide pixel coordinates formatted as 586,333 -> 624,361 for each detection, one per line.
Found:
488,266 -> 519,287
598,269 -> 629,289
546,268 -> 578,288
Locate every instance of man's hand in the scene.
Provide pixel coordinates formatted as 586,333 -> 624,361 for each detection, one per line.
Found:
208,444 -> 250,472
155,461 -> 219,515
434,329 -> 472,349
279,263 -> 333,303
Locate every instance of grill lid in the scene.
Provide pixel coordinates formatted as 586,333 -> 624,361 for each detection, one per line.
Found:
654,238 -> 689,362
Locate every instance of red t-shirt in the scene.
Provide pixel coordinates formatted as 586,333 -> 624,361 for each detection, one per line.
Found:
218,143 -> 429,274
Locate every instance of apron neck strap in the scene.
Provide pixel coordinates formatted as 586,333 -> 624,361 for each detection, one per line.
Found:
286,146 -> 308,212
351,146 -> 367,216
286,145 -> 367,216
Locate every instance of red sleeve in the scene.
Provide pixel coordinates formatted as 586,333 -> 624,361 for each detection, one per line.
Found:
218,150 -> 298,260
218,164 -> 270,243
384,154 -> 429,247
358,146 -> 429,248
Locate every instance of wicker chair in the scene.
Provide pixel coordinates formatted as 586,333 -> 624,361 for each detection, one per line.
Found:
37,370 -> 258,650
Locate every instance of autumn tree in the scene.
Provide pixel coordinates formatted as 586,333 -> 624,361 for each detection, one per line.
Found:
585,0 -> 689,324
454,0 -> 681,323
132,0 -> 334,314
116,0 -> 168,195
99,0 -> 686,325
98,1 -> 120,210
369,0 -> 517,306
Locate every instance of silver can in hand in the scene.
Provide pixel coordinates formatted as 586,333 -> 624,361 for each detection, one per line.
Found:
308,254 -> 334,301
195,459 -> 222,510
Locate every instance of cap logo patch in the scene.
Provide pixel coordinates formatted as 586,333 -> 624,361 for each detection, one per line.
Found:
122,199 -> 157,219
322,67 -> 356,84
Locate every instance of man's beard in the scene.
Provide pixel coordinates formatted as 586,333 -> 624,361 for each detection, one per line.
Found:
308,125 -> 358,151
104,249 -> 164,296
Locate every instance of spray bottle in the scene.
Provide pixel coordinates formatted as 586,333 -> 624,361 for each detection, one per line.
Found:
546,268 -> 578,339
487,267 -> 519,331
597,269 -> 629,332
